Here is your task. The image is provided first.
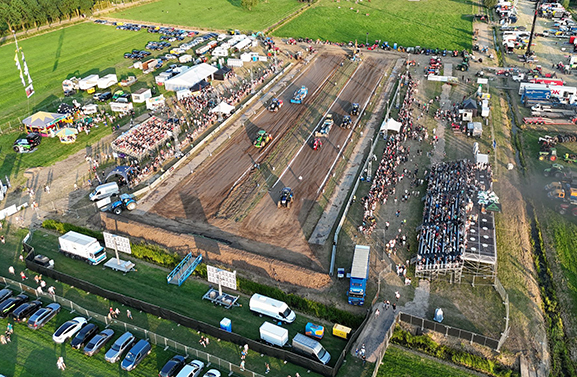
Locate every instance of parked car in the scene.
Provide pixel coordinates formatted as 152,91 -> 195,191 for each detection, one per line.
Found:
175,360 -> 204,377
0,288 -> 12,303
11,300 -> 42,322
97,92 -> 112,102
0,294 -> 29,318
53,317 -> 87,343
84,329 -> 115,356
121,339 -> 151,371
202,369 -> 221,377
28,303 -> 61,329
32,254 -> 53,268
71,323 -> 99,349
159,355 -> 186,377
105,331 -> 136,363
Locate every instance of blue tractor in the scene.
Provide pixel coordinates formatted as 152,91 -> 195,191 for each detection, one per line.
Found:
101,194 -> 137,215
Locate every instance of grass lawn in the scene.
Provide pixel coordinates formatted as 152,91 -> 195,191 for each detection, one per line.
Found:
111,0 -> 304,32
377,346 -> 476,377
0,310 -> 177,377
273,0 -> 473,50
26,230 -> 350,368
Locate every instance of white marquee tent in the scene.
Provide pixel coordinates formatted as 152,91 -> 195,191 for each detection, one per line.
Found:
210,102 -> 235,115
164,63 -> 218,92
380,118 -> 402,133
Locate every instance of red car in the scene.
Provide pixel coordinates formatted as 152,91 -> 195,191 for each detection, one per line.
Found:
312,138 -> 322,150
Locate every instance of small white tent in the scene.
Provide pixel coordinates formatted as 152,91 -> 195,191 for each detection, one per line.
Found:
380,118 -> 402,133
210,102 -> 235,115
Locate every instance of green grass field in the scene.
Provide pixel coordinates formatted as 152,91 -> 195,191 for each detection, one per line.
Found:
26,230 -> 350,368
111,0 -> 304,31
273,0 -> 473,50
378,346 -> 476,377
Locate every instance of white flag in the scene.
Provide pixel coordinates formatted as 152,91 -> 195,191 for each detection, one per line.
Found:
21,50 -> 32,84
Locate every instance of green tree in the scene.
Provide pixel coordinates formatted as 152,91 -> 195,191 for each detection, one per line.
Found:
241,0 -> 258,11
78,0 -> 93,16
39,0 -> 62,24
483,0 -> 497,9
562,0 -> 570,10
0,2 -> 16,31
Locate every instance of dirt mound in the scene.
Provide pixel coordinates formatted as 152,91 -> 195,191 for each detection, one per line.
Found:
100,212 -> 331,289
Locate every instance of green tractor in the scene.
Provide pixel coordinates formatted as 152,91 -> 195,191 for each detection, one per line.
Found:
544,163 -> 570,178
253,130 -> 272,148
456,62 -> 469,72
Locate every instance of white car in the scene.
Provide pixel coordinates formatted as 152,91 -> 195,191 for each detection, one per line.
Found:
203,369 -> 221,377
176,360 -> 205,377
52,317 -> 87,344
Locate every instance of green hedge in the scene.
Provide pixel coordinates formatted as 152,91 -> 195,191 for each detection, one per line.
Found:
42,219 -> 104,241
41,219 -> 364,328
391,327 -> 516,377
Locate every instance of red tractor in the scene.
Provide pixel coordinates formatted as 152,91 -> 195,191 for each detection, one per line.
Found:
312,138 -> 322,150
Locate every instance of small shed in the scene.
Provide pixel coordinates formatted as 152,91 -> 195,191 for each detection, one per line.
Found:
467,122 -> 483,137
132,88 -> 152,103
214,67 -> 232,81
462,98 -> 478,117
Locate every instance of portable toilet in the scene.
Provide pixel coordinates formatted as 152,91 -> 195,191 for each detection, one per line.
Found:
220,317 -> 232,332
393,43 -> 398,50
305,323 -> 324,340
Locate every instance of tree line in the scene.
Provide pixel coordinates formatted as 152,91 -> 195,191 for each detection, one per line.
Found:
0,0 -> 134,35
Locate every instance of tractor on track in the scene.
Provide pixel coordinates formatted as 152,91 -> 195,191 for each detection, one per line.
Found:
291,86 -> 308,104
278,187 -> 294,209
268,98 -> 283,112
253,130 -> 272,148
312,137 -> 322,150
341,115 -> 352,128
350,103 -> 360,116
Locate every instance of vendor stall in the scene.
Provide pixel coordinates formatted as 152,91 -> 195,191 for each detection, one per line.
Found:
55,127 -> 78,143
22,111 -> 67,137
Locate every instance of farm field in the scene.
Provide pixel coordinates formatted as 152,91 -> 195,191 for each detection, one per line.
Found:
111,0 -> 304,32
378,346 -> 476,377
273,0 -> 473,50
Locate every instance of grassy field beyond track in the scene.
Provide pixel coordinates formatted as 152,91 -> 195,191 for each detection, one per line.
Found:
273,0 -> 473,50
378,346 -> 476,377
111,0 -> 304,31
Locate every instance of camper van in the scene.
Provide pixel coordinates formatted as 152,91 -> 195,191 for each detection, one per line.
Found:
291,333 -> 331,365
249,294 -> 296,323
89,182 -> 119,202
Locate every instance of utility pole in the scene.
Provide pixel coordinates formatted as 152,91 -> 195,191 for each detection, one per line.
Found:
525,0 -> 541,58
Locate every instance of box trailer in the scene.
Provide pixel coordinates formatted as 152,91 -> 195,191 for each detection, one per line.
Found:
348,245 -> 370,305
259,322 -> 289,347
58,231 -> 106,265
97,74 -> 118,89
79,74 -> 99,90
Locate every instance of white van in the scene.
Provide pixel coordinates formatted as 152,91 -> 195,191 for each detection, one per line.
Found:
259,321 -> 289,347
249,294 -> 296,323
292,333 -> 331,365
89,182 -> 119,201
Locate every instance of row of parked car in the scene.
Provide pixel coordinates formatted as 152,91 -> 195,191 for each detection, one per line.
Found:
0,287 -> 221,376
94,19 -> 198,39
93,90 -> 130,103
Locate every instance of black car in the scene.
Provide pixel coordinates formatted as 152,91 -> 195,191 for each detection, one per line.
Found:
11,300 -> 42,322
28,303 -> 61,330
84,329 -> 115,356
0,294 -> 29,318
33,254 -> 53,269
0,288 -> 12,303
98,92 -> 112,102
13,132 -> 41,153
71,323 -> 99,349
159,355 -> 186,377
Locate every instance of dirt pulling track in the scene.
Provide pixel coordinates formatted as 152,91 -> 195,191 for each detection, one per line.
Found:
138,54 -> 393,276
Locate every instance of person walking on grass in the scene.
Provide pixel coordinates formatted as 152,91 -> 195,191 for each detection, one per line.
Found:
57,357 -> 66,370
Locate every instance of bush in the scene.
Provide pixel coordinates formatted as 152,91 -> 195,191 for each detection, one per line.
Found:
42,219 -> 103,240
131,242 -> 180,268
391,327 -> 517,377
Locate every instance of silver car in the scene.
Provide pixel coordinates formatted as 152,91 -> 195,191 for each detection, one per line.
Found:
105,331 -> 135,363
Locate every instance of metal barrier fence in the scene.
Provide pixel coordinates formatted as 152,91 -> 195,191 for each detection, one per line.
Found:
493,277 -> 510,352
370,313 -> 398,377
23,244 -> 345,377
0,275 -> 263,377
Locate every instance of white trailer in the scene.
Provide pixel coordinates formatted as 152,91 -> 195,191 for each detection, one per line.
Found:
62,77 -> 80,92
79,74 -> 99,90
232,37 -> 251,52
550,85 -> 577,102
259,322 -> 289,347
58,231 -> 107,265
97,74 -> 118,89
519,82 -> 550,95
179,54 -> 193,63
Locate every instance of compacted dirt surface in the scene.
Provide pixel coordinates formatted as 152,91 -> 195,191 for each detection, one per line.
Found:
147,54 -> 392,270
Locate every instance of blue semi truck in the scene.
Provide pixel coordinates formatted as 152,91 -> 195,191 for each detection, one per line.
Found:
348,245 -> 370,305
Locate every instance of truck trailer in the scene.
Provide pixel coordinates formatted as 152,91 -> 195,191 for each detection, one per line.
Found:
58,231 -> 107,265
348,245 -> 370,305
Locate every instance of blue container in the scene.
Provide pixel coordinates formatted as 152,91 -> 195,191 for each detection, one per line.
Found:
220,318 -> 232,332
305,322 -> 324,340
393,43 -> 398,50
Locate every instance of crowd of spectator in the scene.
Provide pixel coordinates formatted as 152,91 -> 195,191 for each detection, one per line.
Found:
359,77 -> 426,235
111,116 -> 176,159
415,160 -> 490,272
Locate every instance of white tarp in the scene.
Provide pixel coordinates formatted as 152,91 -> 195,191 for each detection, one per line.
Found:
82,104 -> 98,114
476,153 -> 489,164
110,102 -> 134,113
380,118 -> 402,133
210,102 -> 235,115
227,58 -> 243,67
164,63 -> 218,91
146,95 -> 166,110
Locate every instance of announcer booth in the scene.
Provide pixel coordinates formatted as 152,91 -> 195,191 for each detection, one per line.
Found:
22,111 -> 68,137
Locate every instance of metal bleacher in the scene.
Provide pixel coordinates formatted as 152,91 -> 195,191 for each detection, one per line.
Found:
167,253 -> 203,286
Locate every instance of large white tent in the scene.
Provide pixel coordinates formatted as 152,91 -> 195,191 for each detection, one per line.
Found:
164,63 -> 218,92
380,118 -> 402,133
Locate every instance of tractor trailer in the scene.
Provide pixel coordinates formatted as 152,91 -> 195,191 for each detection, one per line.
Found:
58,231 -> 107,265
348,245 -> 370,305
